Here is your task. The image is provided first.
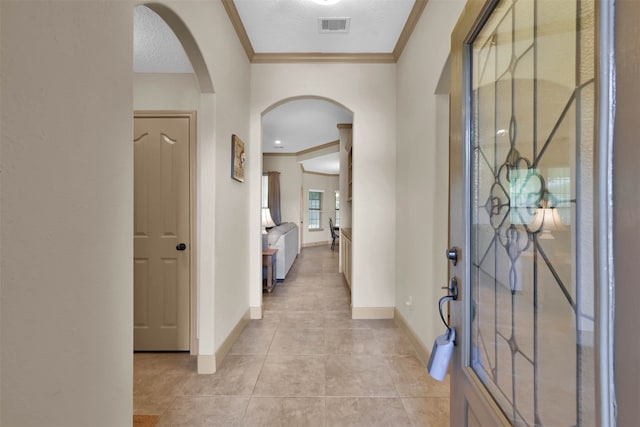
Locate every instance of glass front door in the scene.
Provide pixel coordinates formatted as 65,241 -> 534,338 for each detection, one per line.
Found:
449,0 -> 606,425
469,1 -> 596,424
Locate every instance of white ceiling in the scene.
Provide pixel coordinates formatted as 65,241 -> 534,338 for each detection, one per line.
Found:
262,99 -> 351,175
134,1 -> 419,173
233,0 -> 416,54
262,99 -> 352,153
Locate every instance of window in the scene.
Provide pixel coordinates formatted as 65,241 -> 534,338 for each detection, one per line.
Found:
335,191 -> 340,227
308,190 -> 322,230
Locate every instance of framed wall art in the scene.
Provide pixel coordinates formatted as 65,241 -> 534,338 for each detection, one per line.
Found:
231,134 -> 246,182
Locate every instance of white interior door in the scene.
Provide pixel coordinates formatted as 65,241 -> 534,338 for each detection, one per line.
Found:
134,114 -> 192,351
448,0 -> 607,425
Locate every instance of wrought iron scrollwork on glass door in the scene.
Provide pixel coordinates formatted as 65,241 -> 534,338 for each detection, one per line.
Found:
469,0 -> 596,425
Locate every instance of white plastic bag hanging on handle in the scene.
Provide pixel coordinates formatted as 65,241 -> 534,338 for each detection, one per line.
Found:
427,327 -> 455,381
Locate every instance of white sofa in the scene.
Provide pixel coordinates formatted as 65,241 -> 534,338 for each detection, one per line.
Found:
267,222 -> 299,280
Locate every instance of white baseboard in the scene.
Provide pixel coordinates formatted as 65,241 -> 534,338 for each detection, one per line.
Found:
214,308 -> 250,370
302,240 -> 330,248
395,308 -> 432,368
197,354 -> 216,374
351,306 -> 395,319
250,305 -> 263,319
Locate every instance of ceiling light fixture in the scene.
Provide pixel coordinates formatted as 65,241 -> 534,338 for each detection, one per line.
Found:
312,0 -> 341,5
275,140 -> 282,145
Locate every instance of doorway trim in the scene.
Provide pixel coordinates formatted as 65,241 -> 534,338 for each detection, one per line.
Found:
134,110 -> 198,353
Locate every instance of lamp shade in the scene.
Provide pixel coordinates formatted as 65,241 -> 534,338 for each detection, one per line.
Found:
261,208 -> 276,230
530,205 -> 564,239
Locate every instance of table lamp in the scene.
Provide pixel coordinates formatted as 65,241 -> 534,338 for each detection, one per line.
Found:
261,207 -> 276,250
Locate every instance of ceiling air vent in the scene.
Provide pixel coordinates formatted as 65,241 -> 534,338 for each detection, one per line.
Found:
318,17 -> 350,33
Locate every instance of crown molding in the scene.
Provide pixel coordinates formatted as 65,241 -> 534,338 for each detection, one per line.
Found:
252,52 -> 396,64
221,0 -> 255,61
296,140 -> 339,156
263,140 -> 339,157
263,152 -> 297,157
393,0 -> 429,61
301,164 -> 339,177
264,141 -> 341,175
223,0 -> 428,64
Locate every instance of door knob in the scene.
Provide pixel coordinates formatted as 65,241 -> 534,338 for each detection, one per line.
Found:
446,247 -> 459,266
176,243 -> 187,251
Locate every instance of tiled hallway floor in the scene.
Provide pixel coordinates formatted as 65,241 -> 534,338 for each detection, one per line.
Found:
134,245 -> 450,426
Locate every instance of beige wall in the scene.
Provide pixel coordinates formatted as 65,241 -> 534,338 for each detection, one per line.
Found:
395,0 -> 466,348
0,1 -> 251,425
249,64 -> 397,314
154,0 -> 251,364
134,73 -> 200,110
207,4 -> 251,359
1,2 -> 134,425
133,1 -> 251,371
302,173 -> 340,246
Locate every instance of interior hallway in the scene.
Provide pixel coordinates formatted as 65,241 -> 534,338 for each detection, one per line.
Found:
134,245 -> 449,426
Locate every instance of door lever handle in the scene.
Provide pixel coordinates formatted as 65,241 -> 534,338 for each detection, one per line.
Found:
446,277 -> 459,300
439,278 -> 458,300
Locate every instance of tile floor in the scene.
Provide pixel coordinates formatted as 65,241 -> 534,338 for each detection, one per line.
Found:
134,245 -> 450,426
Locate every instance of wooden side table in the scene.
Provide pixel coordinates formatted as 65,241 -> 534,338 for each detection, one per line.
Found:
262,248 -> 278,293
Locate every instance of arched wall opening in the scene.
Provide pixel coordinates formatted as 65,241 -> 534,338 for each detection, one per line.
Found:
254,95 -> 354,314
134,2 -> 218,374
249,63 -> 398,324
142,3 -> 214,94
262,95 -> 353,117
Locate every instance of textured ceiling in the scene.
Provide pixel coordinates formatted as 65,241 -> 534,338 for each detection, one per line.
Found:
233,0 -> 416,54
133,6 -> 193,73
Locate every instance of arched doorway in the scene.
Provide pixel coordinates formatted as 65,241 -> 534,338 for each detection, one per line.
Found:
133,3 -> 216,373
257,96 -> 353,309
